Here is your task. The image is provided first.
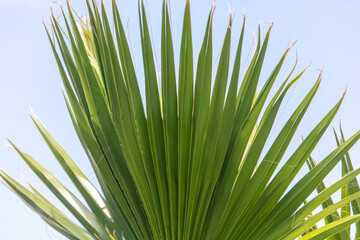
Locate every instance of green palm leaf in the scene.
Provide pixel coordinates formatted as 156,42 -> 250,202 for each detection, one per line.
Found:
2,1 -> 359,240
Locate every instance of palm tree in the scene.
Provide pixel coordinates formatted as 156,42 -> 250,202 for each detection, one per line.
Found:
2,0 -> 360,239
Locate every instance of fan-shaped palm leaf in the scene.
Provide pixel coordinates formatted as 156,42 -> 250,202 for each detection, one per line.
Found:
2,1 -> 360,239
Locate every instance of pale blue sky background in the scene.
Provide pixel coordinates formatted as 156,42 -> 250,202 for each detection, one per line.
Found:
1,0 -> 360,239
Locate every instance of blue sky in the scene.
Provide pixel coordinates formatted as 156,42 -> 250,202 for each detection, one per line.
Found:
0,0 -> 360,239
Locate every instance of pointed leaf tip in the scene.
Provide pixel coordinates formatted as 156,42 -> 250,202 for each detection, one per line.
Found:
50,6 -> 54,17
228,14 -> 233,26
228,2 -> 232,16
286,40 -> 297,54
342,87 -> 347,98
268,22 -> 274,32
212,0 -> 216,8
295,63 -> 311,80
315,69 -> 323,84
242,7 -> 247,20
304,63 -> 311,72
332,125 -> 336,133
5,140 -> 14,149
211,2 -> 216,19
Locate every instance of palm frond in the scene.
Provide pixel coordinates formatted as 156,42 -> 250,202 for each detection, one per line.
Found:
2,1 -> 360,240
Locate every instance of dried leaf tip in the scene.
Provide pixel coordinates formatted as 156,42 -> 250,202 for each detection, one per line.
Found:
268,22 -> 274,32
242,7 -> 247,22
304,62 -> 312,72
315,66 -> 325,83
209,3 -> 216,24
49,1 -> 62,14
286,40 -> 297,53
227,5 -> 235,27
342,86 -> 347,98
209,0 -> 216,20
50,5 -> 54,17
212,0 -> 216,9
332,125 -> 336,134
296,63 -> 311,79
314,71 -> 323,86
